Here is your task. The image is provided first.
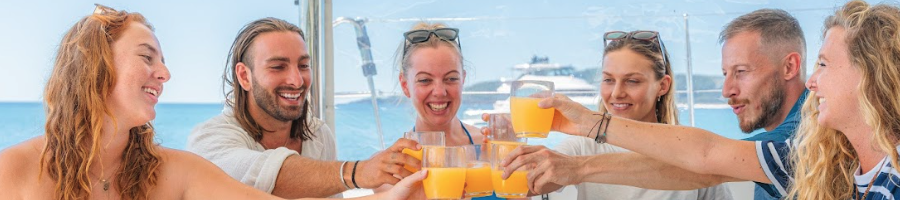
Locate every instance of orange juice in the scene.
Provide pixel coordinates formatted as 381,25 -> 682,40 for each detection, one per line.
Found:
510,97 -> 555,138
491,169 -> 529,198
423,167 -> 467,199
465,162 -> 493,197
401,148 -> 423,172
490,141 -> 525,162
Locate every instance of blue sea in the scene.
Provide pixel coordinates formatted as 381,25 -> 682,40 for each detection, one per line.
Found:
0,101 -> 758,161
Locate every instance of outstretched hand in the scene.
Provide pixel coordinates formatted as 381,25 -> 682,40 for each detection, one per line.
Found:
357,138 -> 421,188
500,145 -> 581,194
381,169 -> 428,200
538,94 -> 597,137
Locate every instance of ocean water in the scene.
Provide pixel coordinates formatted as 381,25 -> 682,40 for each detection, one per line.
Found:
0,101 -> 758,161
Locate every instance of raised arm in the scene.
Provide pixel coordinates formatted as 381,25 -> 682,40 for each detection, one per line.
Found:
274,139 -> 422,197
179,148 -> 428,200
187,124 -> 421,198
575,152 -> 739,189
500,145 -> 738,193
538,94 -> 769,183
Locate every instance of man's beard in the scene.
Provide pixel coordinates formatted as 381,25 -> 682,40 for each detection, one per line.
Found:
730,76 -> 786,133
252,78 -> 305,122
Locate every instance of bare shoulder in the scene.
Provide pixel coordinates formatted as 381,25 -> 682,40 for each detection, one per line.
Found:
155,147 -> 239,184
0,137 -> 46,192
154,148 -> 277,200
151,147 -> 231,199
462,122 -> 485,144
157,147 -> 223,174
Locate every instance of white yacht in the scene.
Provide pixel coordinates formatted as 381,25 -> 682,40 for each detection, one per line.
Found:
463,56 -> 600,124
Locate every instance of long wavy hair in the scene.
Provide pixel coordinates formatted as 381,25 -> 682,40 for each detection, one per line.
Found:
39,7 -> 161,200
223,18 -> 314,142
598,34 -> 678,125
789,1 -> 900,199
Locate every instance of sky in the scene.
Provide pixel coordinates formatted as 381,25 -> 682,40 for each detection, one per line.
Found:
0,0 -> 865,103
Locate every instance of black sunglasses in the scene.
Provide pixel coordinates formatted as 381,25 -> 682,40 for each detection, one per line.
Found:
603,30 -> 669,71
402,28 -> 462,57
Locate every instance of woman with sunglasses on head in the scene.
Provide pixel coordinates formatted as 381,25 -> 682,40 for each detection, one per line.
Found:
398,22 -> 482,151
490,30 -> 732,199
501,1 -> 900,199
372,22 -> 500,200
0,4 -> 427,200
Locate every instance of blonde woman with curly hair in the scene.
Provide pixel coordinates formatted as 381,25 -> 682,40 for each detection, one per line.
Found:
0,4 -> 424,200
500,1 -> 900,199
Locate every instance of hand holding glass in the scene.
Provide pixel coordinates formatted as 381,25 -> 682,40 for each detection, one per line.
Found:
401,131 -> 445,172
509,80 -> 555,138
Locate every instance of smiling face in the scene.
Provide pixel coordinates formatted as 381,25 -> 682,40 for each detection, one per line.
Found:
721,31 -> 787,133
400,45 -> 465,127
601,49 -> 670,122
237,31 -> 311,122
807,27 -> 861,130
107,23 -> 170,128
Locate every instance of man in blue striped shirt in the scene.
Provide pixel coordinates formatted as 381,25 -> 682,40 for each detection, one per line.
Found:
716,8 -> 809,200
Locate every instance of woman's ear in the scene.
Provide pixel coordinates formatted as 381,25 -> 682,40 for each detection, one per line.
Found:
400,74 -> 411,98
462,69 -> 467,84
657,74 -> 672,98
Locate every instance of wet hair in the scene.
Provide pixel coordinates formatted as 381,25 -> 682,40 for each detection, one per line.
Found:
223,17 -> 314,142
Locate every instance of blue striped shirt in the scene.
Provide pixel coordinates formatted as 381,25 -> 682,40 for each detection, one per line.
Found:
756,139 -> 900,199
744,90 -> 808,200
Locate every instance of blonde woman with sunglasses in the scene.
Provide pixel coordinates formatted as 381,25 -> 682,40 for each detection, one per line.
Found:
491,30 -> 732,199
0,4 -> 425,200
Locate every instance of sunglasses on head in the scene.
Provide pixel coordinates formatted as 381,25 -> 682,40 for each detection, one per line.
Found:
93,3 -> 117,15
603,30 -> 669,71
402,28 -> 462,57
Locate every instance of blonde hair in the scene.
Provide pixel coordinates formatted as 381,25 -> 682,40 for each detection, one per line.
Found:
39,7 -> 161,200
598,33 -> 678,125
789,1 -> 900,199
396,22 -> 463,76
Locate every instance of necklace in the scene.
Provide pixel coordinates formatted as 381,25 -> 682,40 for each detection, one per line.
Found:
855,162 -> 885,200
91,158 -> 120,192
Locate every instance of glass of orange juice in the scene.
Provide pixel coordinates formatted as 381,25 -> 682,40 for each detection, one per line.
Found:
490,141 -> 529,198
401,131 -> 445,172
422,146 -> 467,200
463,145 -> 492,198
485,113 -> 526,163
509,80 -> 555,138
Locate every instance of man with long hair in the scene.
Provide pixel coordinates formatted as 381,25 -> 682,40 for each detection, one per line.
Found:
187,18 -> 421,198
0,5 -> 426,200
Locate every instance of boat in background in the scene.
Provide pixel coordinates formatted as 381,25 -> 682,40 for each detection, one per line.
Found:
462,56 -> 599,126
